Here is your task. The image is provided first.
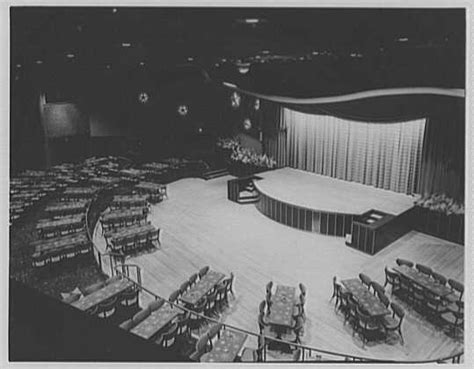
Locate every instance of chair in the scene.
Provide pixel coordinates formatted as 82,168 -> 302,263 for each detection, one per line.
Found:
440,310 -> 464,337
189,299 -> 207,336
240,335 -> 265,362
188,273 -> 198,286
356,306 -> 382,347
266,281 -> 273,295
179,281 -> 190,295
207,323 -> 223,349
169,290 -> 180,303
204,290 -> 218,317
258,312 -> 269,334
381,302 -> 405,345
148,299 -> 165,312
359,273 -> 372,288
265,291 -> 273,315
156,322 -> 179,349
198,266 -> 210,279
189,334 -> 210,361
331,276 -> 343,307
383,266 -> 401,295
337,290 -> 352,318
223,272 -> 235,300
259,300 -> 267,316
215,284 -> 227,311
410,283 -> 425,309
444,279 -> 464,304
293,316 -> 305,344
132,308 -> 151,324
377,291 -> 390,308
398,274 -> 413,301
396,258 -> 414,268
299,283 -> 307,297
119,318 -> 135,331
292,294 -> 306,322
292,348 -> 302,362
97,296 -> 118,319
345,296 -> 359,330
120,286 -> 139,308
370,281 -> 385,297
431,272 -> 447,286
416,264 -> 432,277
423,290 -> 448,318
176,311 -> 191,338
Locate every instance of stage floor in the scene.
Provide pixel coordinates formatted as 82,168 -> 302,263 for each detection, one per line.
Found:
254,168 -> 418,215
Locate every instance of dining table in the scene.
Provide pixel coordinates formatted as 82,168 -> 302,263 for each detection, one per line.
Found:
180,271 -> 225,306
31,231 -> 89,257
45,201 -> 89,215
101,208 -> 148,224
393,265 -> 452,297
341,278 -> 391,317
130,303 -> 181,340
267,285 -> 297,329
104,223 -> 156,242
111,194 -> 148,208
200,330 -> 248,362
36,214 -> 84,234
71,278 -> 134,312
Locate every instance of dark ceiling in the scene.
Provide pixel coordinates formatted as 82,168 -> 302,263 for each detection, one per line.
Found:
10,7 -> 466,97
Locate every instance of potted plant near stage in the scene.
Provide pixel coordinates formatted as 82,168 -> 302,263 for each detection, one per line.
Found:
413,193 -> 464,244
216,137 -> 277,176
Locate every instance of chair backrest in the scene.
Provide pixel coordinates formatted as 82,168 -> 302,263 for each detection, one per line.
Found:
299,283 -> 307,297
391,302 -> 405,321
359,273 -> 372,287
199,266 -> 210,278
189,273 -> 198,285
371,281 -> 385,295
148,298 -> 165,312
377,291 -> 390,308
169,290 -> 180,303
293,348 -> 302,361
259,300 -> 267,315
266,281 -> 273,294
294,316 -> 304,331
132,308 -> 151,323
207,323 -> 223,340
416,263 -> 432,276
431,272 -> 447,286
396,258 -> 414,268
119,318 -> 135,331
258,312 -> 267,331
356,306 -> 373,327
180,281 -> 190,294
385,266 -> 399,282
448,279 -> 464,297
163,322 -> 179,340
194,298 -> 207,313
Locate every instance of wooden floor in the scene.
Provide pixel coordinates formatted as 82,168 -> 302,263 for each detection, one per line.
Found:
94,176 -> 464,362
255,168 -> 417,215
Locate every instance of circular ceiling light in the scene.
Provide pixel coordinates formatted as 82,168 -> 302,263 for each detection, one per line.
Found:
230,92 -> 241,109
243,118 -> 252,130
237,63 -> 251,74
177,104 -> 188,116
254,98 -> 260,111
138,92 -> 149,104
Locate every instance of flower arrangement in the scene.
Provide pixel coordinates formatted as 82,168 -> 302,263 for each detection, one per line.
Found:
415,193 -> 464,215
217,137 -> 276,170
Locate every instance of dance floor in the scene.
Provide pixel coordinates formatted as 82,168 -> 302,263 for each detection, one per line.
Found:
93,176 -> 464,362
254,168 -> 417,215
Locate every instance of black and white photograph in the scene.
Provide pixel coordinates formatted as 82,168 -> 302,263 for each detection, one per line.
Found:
5,1 -> 471,365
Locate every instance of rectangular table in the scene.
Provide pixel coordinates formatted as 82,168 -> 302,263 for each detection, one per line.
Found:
104,223 -> 156,242
89,176 -> 121,187
36,214 -> 84,235
31,231 -> 89,255
101,208 -> 147,223
393,265 -> 452,297
45,201 -> 89,216
72,279 -> 134,312
130,303 -> 181,340
61,187 -> 98,201
341,278 -> 390,317
200,330 -> 248,362
180,270 -> 225,306
111,194 -> 148,209
267,285 -> 296,328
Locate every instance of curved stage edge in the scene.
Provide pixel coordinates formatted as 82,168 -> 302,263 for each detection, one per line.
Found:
254,184 -> 355,237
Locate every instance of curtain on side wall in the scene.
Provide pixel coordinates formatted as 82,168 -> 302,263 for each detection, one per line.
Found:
283,108 -> 426,194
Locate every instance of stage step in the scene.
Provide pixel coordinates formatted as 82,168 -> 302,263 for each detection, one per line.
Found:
202,168 -> 229,180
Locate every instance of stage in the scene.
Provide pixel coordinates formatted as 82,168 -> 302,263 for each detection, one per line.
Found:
254,168 -> 417,215
252,168 -> 417,237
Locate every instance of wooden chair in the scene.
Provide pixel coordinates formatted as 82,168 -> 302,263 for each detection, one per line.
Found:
224,272 -> 235,300
370,281 -> 385,297
120,286 -> 139,308
265,291 -> 273,315
179,281 -> 190,295
416,263 -> 432,277
204,290 -> 218,317
266,281 -> 273,295
169,290 -> 180,303
440,310 -> 464,337
214,284 -> 227,311
356,306 -> 382,347
258,312 -> 269,334
188,273 -> 198,286
240,335 -> 265,362
97,296 -> 118,319
299,283 -> 307,297
148,299 -> 165,312
431,271 -> 447,286
383,266 -> 401,295
359,273 -> 372,288
423,289 -> 448,318
444,279 -> 464,304
259,300 -> 267,316
331,276 -> 343,307
396,258 -> 414,268
189,299 -> 207,336
198,266 -> 210,279
176,311 -> 191,338
381,302 -> 405,345
156,322 -> 179,349
207,323 -> 223,350
377,291 -> 390,308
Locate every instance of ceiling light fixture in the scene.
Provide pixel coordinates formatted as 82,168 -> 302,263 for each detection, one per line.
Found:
66,53 -> 75,59
16,64 -> 22,68
397,37 -> 409,42
35,60 -> 43,65
139,61 -> 145,66
187,57 -> 194,62
122,42 -> 131,48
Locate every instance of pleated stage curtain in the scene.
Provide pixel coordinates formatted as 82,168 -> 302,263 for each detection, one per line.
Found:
283,108 -> 426,194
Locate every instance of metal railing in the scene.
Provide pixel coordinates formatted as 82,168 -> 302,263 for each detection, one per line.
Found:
114,265 -> 464,364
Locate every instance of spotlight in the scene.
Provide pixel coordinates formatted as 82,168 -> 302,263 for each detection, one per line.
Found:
35,60 -> 43,65
66,53 -> 75,59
